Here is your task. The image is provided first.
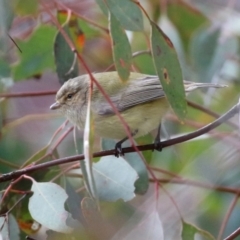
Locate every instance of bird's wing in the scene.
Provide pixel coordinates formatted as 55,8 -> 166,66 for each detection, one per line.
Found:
97,75 -> 165,115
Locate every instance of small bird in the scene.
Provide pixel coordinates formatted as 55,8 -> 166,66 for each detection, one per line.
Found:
50,72 -> 225,155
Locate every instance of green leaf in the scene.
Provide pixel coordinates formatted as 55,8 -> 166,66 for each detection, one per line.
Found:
95,0 -> 108,16
57,11 -> 85,53
14,0 -> 38,15
190,25 -> 238,83
12,25 -> 56,81
124,152 -> 149,195
0,0 -> 14,31
29,181 -> 73,233
64,180 -> 84,223
54,26 -> 79,84
106,0 -> 143,31
0,59 -> 11,78
0,0 -> 14,55
150,21 -> 187,120
102,139 -> 149,194
93,156 -> 138,201
182,221 -> 215,240
159,15 -> 187,77
0,214 -> 20,240
135,134 -> 153,163
109,13 -> 132,81
82,95 -> 97,199
81,197 -> 101,225
132,53 -> 156,75
190,25 -> 220,83
120,140 -> 149,195
168,1 -> 207,51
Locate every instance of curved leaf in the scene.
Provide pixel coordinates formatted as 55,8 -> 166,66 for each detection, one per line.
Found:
101,139 -> 149,195
109,13 -> 132,81
13,26 -> 56,81
95,0 -> 108,16
150,21 -> 187,120
106,0 -> 143,31
29,181 -> 73,233
54,27 -> 79,84
182,221 -> 215,240
93,156 -> 138,201
0,214 -> 20,240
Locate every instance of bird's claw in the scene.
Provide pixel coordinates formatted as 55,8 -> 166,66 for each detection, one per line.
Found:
154,139 -> 162,152
114,142 -> 124,157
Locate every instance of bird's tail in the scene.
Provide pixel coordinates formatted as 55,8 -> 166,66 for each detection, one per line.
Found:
183,80 -> 227,92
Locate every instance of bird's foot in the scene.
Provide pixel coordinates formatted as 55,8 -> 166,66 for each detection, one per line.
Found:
114,142 -> 124,157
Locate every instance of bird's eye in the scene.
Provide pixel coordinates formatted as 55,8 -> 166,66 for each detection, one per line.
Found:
67,94 -> 73,99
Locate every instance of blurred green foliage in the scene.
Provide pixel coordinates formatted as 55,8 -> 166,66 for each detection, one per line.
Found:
0,0 -> 240,239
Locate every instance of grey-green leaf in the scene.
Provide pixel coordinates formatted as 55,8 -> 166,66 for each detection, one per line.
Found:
102,139 -> 149,194
182,221 -> 215,240
95,0 -> 108,16
54,27 -> 79,84
106,0 -> 143,31
93,156 -> 138,201
122,140 -> 149,194
150,21 -> 187,120
109,13 -> 132,81
190,25 -> 238,83
0,214 -> 20,240
29,181 -> 73,233
125,152 -> 149,195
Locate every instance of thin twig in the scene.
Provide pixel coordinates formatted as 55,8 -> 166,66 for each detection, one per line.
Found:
218,194 -> 240,240
187,100 -> 238,129
150,178 -> 240,194
0,91 -> 56,98
55,1 -> 109,34
224,227 -> 240,240
0,102 -> 238,183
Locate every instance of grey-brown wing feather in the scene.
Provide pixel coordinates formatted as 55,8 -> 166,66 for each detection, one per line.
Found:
97,76 -> 165,115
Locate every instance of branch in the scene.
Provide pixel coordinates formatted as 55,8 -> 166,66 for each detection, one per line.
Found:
0,102 -> 239,183
0,91 -> 56,98
224,227 -> 240,240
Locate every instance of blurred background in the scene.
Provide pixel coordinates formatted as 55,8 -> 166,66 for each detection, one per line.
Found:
1,0 -> 240,239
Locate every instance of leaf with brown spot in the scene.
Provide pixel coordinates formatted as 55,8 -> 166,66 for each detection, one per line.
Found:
150,20 -> 187,120
109,13 -> 132,81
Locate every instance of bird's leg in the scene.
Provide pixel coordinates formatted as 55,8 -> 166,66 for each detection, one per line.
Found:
154,123 -> 162,151
115,130 -> 138,157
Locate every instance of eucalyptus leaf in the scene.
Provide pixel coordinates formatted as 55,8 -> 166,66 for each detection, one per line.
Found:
93,156 -> 138,201
106,0 -> 143,31
0,0 -> 14,54
13,26 -> 56,81
182,221 -> 215,240
190,25 -> 220,83
109,13 -> 132,81
54,26 -> 79,84
64,179 -> 85,224
95,0 -> 108,16
190,25 -> 239,83
29,181 -> 73,233
150,21 -> 187,120
0,214 -> 20,240
102,139 -> 149,195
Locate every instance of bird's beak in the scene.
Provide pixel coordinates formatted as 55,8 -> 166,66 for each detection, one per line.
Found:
50,101 -> 61,110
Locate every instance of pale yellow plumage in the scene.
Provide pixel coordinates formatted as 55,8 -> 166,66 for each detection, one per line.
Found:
50,72 -> 225,140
